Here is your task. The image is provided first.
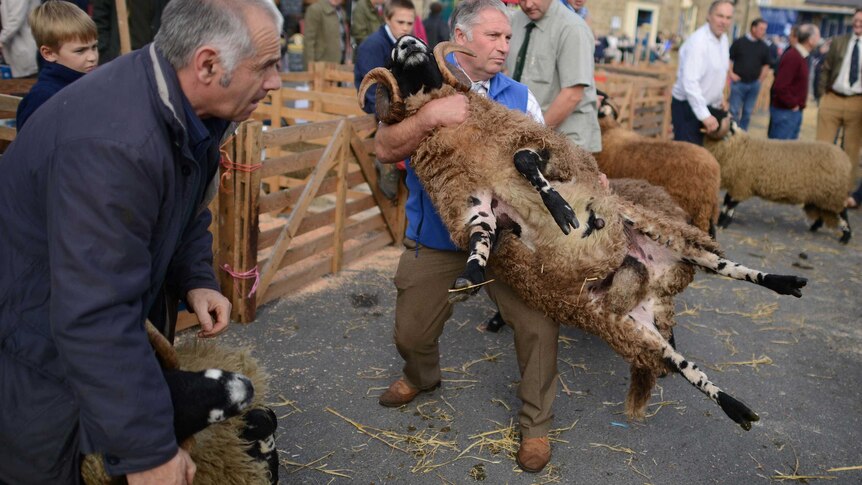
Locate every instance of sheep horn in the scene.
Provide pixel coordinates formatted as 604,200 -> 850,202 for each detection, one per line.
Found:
433,41 -> 475,93
358,67 -> 401,110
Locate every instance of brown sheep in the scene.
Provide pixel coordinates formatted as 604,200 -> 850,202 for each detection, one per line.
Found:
360,37 -> 807,429
595,96 -> 721,236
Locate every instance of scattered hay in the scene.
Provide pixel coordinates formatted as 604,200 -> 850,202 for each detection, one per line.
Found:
589,443 -> 637,455
280,450 -> 353,479
707,302 -> 778,321
711,354 -> 774,372
269,394 -> 302,419
443,353 -> 503,376
826,466 -> 862,472
325,407 -> 461,474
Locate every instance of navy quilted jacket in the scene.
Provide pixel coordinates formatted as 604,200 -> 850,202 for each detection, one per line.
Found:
0,44 -> 224,476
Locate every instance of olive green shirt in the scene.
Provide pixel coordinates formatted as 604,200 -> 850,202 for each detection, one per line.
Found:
351,0 -> 383,47
506,0 -> 601,152
303,0 -> 346,68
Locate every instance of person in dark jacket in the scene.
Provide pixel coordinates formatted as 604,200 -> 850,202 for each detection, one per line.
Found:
92,0 -> 169,63
768,23 -> 820,140
16,0 -> 98,130
0,0 -> 283,483
422,2 -> 448,48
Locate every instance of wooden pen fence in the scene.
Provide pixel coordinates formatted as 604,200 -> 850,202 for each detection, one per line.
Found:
596,71 -> 674,139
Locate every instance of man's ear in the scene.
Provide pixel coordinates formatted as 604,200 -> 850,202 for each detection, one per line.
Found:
192,45 -> 221,85
40,45 -> 59,63
453,27 -> 467,45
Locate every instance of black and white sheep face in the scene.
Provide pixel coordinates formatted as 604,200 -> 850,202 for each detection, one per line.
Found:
391,35 -> 432,68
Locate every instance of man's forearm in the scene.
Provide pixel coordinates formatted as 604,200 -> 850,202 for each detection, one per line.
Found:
374,116 -> 434,163
543,86 -> 584,130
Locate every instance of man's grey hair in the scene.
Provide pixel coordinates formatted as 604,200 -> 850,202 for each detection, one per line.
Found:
796,23 -> 819,45
707,0 -> 733,15
449,0 -> 509,41
155,0 -> 282,86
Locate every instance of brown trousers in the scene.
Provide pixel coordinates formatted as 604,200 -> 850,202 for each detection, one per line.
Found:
393,242 -> 559,438
816,92 -> 862,191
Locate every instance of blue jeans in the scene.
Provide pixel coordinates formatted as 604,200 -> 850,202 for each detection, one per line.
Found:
768,107 -> 802,140
728,80 -> 760,131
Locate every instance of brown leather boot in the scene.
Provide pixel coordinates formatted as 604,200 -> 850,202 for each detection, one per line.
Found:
516,436 -> 551,473
378,378 -> 439,407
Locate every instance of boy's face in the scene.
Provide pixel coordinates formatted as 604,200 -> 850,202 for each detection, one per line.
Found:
41,38 -> 99,73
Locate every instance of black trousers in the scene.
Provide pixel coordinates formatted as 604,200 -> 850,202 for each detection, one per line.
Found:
671,98 -> 705,146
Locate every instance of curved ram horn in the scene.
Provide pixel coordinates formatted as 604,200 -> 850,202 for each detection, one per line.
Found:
358,67 -> 406,123
433,41 -> 476,93
358,67 -> 401,109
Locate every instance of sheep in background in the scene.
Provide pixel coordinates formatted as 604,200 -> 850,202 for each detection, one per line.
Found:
360,37 -> 808,429
595,94 -> 721,237
702,125 -> 852,243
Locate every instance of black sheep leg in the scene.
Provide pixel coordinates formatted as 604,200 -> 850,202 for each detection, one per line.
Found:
449,192 -> 497,303
717,193 -> 739,228
513,148 -> 579,234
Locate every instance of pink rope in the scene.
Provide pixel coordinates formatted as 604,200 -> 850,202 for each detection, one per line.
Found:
220,264 -> 260,298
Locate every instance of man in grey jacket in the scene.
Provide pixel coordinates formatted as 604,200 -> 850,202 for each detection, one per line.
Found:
0,0 -> 282,483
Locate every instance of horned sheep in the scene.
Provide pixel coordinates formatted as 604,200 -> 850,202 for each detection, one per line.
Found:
702,126 -> 853,243
360,36 -> 808,430
595,95 -> 722,236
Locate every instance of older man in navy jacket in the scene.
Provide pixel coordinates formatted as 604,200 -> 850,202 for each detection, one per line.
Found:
0,0 -> 282,483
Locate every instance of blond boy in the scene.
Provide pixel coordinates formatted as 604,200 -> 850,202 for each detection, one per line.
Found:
16,1 -> 97,129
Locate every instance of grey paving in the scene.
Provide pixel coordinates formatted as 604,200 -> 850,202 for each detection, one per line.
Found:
196,194 -> 862,485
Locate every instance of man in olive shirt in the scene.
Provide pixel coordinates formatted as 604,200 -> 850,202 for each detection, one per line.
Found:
505,0 -> 601,153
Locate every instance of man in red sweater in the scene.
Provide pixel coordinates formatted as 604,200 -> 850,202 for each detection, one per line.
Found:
769,23 -> 820,139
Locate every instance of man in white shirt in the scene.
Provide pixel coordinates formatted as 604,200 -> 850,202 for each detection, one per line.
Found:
671,0 -> 733,145
816,8 -> 862,207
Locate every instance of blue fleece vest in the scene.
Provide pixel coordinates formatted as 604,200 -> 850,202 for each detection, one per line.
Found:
404,69 -> 529,250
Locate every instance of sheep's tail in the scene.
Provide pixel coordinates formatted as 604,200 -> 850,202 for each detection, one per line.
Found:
661,342 -> 760,430
683,253 -> 807,298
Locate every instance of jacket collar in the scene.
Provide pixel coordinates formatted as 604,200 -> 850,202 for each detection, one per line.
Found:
37,61 -> 85,86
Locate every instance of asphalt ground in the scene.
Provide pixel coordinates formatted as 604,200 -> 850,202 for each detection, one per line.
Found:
181,110 -> 862,484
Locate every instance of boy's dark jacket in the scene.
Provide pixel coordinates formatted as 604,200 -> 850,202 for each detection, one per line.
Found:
0,44 -> 225,477
16,61 -> 85,130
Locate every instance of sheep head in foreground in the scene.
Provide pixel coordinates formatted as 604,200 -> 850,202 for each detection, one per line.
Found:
360,36 -> 809,430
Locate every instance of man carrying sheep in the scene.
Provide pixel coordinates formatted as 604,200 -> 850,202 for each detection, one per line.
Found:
671,0 -> 733,145
0,0 -> 283,483
373,0 -> 560,473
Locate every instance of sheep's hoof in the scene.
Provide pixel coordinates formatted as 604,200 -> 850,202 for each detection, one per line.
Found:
540,190 -> 579,234
717,213 -> 733,228
839,230 -> 851,244
716,391 -> 759,431
483,311 -> 507,332
448,276 -> 487,303
761,274 -> 807,298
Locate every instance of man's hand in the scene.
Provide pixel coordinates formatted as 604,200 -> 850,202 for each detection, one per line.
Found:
186,288 -> 231,338
127,449 -> 196,485
702,115 -> 719,134
420,94 -> 469,130
375,93 -> 469,163
729,72 -> 741,82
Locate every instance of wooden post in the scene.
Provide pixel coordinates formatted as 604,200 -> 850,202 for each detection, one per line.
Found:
331,124 -> 349,272
217,121 -> 263,323
233,122 -> 263,322
115,0 -> 131,55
